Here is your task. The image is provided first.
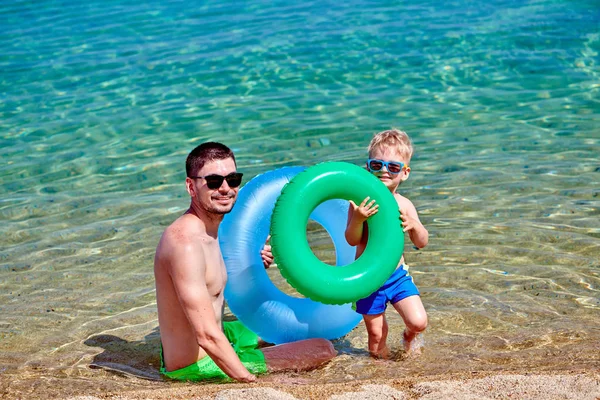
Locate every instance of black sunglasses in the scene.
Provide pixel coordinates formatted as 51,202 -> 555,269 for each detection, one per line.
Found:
189,172 -> 243,189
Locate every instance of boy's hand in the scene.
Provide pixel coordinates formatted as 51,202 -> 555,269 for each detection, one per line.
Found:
261,235 -> 273,268
400,208 -> 418,232
349,196 -> 379,222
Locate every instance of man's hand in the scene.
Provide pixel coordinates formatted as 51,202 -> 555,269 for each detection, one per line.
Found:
261,235 -> 273,269
239,373 -> 257,383
349,196 -> 379,222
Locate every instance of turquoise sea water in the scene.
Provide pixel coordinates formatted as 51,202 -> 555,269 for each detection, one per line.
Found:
1,0 -> 599,396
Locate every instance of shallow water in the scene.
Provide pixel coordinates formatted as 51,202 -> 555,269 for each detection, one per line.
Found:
1,0 -> 599,397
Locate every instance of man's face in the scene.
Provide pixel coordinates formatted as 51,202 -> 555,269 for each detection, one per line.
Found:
190,157 -> 239,215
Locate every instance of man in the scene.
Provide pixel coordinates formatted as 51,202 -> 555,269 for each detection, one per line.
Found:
154,142 -> 336,382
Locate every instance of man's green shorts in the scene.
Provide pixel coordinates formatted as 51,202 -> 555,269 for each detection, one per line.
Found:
160,320 -> 267,382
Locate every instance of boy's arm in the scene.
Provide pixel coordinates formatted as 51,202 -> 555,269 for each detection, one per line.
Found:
399,199 -> 428,249
345,203 -> 364,246
345,197 -> 378,246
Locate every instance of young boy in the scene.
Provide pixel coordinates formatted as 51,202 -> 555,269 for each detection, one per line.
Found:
345,129 -> 429,359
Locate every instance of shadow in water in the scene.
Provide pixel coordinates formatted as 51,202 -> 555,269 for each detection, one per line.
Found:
332,336 -> 370,357
84,327 -> 163,381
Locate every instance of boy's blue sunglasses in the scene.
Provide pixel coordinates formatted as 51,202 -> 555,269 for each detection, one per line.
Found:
367,159 -> 405,174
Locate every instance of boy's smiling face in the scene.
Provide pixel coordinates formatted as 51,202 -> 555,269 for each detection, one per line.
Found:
367,147 -> 411,192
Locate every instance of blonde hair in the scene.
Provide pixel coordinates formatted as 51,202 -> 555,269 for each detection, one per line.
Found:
367,129 -> 414,162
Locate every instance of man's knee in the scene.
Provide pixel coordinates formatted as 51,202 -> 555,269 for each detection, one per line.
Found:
306,338 -> 336,360
263,338 -> 336,372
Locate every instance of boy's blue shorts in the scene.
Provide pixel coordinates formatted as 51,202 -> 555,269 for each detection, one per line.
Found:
354,265 -> 420,315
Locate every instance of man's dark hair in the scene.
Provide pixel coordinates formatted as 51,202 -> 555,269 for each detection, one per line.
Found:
186,142 -> 236,177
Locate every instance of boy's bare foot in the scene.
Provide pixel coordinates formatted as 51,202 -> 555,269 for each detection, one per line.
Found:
369,345 -> 391,359
402,331 -> 424,356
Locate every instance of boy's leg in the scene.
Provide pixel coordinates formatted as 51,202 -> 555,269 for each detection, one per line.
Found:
362,313 -> 390,358
391,295 -> 427,354
261,338 -> 336,372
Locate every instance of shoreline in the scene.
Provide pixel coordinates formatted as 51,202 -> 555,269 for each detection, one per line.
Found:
2,368 -> 599,399
97,371 -> 600,400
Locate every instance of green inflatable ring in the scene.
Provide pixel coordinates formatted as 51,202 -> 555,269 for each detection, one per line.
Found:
270,161 -> 404,305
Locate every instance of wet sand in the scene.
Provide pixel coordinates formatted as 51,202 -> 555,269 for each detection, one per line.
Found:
3,370 -> 598,400
2,321 -> 599,399
62,372 -> 599,400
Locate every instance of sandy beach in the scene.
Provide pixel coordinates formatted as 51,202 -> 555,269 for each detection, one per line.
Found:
3,368 -> 598,400
56,371 -> 599,400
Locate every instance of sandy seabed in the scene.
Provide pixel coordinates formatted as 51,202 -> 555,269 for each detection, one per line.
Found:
57,371 -> 600,400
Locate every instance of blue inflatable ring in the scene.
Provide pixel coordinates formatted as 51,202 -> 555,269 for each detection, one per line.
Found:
219,167 -> 362,345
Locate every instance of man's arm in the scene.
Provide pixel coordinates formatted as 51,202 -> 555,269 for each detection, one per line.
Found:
168,241 -> 256,382
260,235 -> 273,268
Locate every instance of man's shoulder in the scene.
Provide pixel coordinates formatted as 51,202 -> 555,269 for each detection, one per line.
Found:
164,213 -> 200,236
158,215 -> 204,256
